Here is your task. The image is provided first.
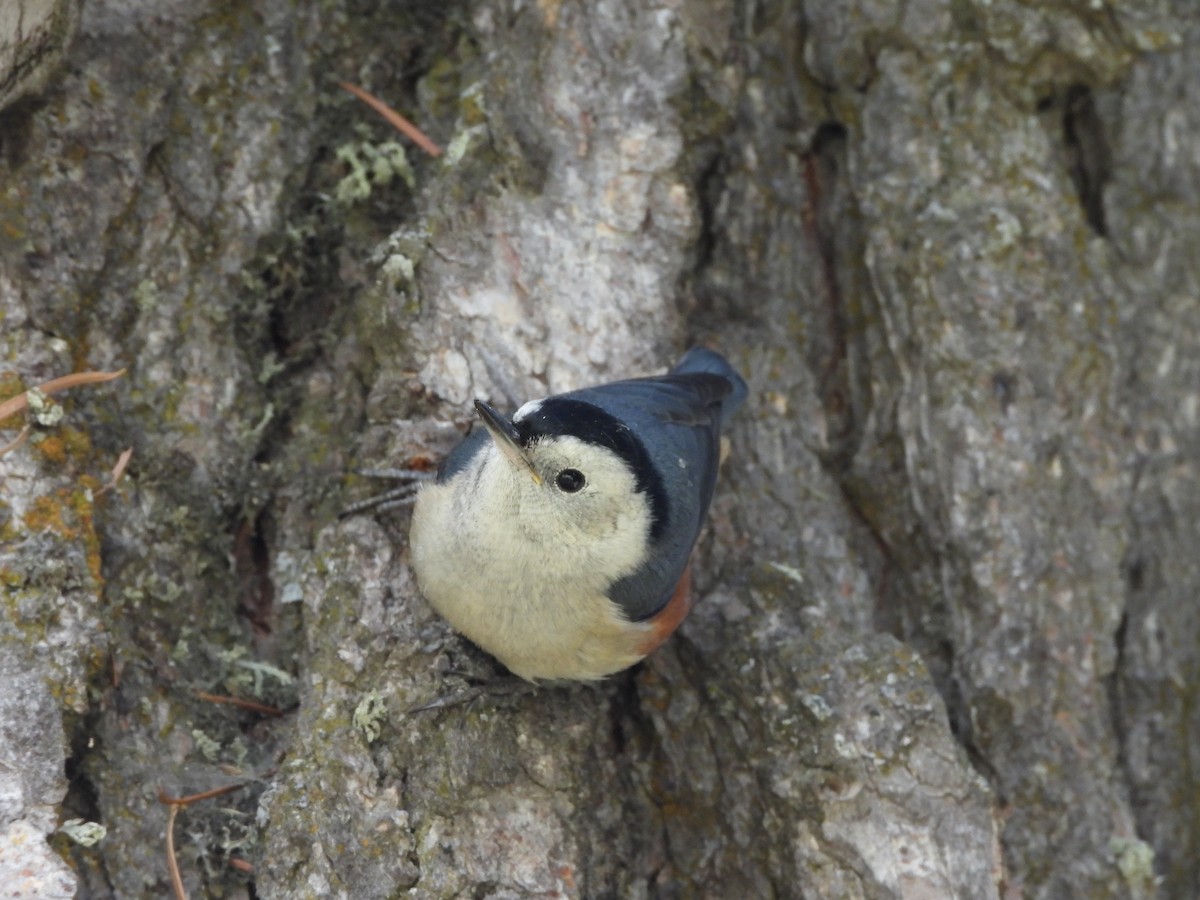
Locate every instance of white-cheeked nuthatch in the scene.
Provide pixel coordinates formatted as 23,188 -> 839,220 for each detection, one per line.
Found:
408,347 -> 747,681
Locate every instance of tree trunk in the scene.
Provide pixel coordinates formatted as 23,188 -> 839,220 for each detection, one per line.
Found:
1,1 -> 1196,897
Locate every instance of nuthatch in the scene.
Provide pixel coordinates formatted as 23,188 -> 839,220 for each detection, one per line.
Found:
407,347 -> 747,681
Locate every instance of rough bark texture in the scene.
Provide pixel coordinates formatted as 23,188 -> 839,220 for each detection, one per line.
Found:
1,0 -> 1197,897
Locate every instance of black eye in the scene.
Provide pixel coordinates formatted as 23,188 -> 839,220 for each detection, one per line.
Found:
555,468 -> 586,493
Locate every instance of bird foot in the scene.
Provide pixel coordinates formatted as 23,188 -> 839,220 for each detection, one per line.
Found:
340,467 -> 436,518
405,674 -> 541,713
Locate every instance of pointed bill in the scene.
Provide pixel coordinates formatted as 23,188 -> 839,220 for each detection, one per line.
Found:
474,399 -> 542,484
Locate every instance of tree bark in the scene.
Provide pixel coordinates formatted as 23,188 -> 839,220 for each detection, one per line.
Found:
1,1 -> 1196,897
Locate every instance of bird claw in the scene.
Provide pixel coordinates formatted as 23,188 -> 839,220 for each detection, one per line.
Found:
340,468 -> 436,518
405,675 -> 541,713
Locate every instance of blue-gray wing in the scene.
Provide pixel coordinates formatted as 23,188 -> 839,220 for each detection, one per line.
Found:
572,348 -> 747,621
435,427 -> 490,484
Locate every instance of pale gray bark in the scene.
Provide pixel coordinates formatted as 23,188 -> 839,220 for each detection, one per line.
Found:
1,1 -> 1197,897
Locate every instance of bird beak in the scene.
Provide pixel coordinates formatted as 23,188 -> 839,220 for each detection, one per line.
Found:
474,400 -> 542,484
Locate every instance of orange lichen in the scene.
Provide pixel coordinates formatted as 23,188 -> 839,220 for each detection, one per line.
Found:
77,476 -> 103,583
0,567 -> 25,588
22,485 -> 103,584
61,425 -> 94,459
34,434 -> 68,464
24,494 -> 76,537
0,371 -> 24,429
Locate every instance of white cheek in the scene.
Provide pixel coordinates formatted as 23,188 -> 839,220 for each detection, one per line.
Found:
564,486 -> 652,576
606,505 -> 652,578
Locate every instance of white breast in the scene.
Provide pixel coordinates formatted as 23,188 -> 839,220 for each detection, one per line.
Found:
407,447 -> 653,681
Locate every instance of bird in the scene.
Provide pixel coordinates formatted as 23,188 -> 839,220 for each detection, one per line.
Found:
406,347 -> 747,681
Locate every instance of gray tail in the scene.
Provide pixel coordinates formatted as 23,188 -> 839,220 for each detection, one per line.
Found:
673,347 -> 749,425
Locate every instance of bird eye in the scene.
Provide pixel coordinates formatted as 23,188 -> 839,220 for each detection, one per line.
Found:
555,468 -> 586,493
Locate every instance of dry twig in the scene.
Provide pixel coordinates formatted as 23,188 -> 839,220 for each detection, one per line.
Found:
158,782 -> 250,899
1,368 -> 128,460
96,446 -> 134,495
164,803 -> 186,900
338,81 -> 443,157
195,690 -> 285,718
0,424 -> 31,456
0,368 -> 127,421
